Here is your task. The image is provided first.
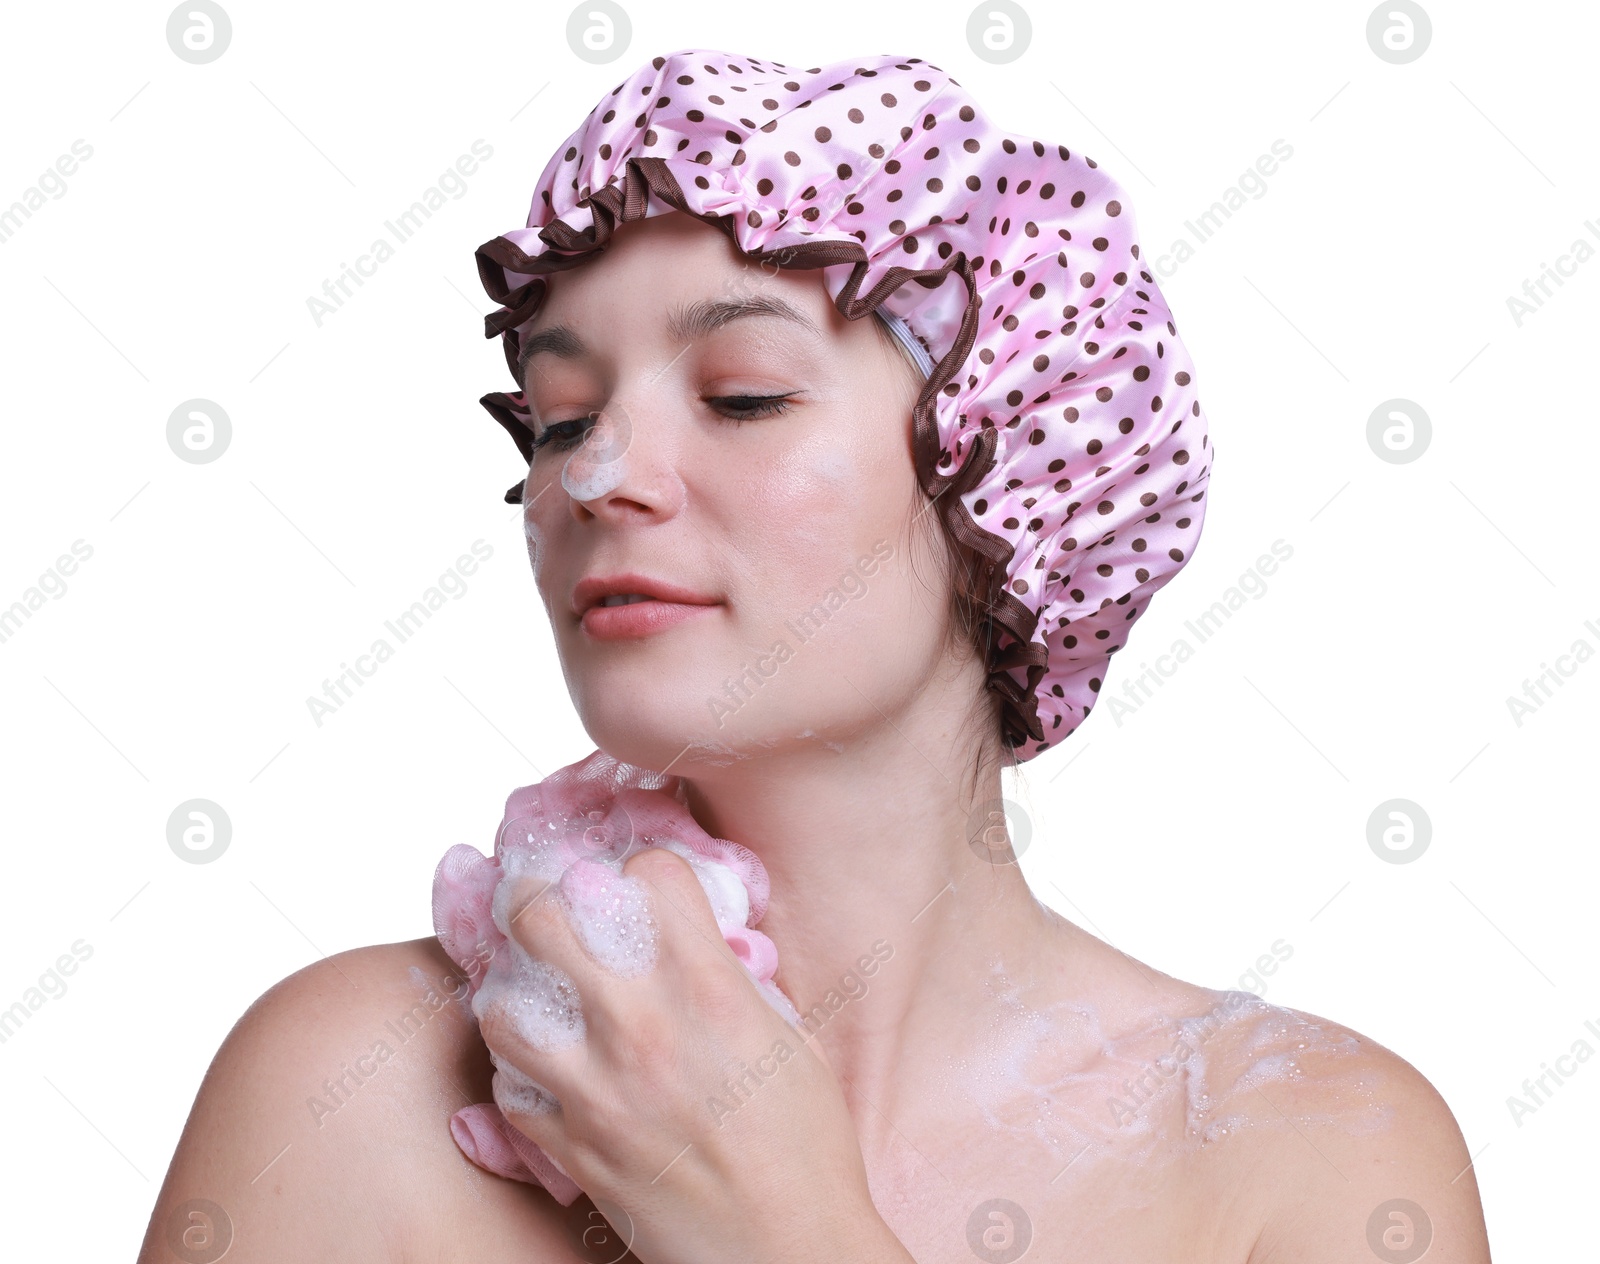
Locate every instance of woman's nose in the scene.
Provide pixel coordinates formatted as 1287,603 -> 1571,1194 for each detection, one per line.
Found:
560,405 -> 632,502
562,397 -> 684,520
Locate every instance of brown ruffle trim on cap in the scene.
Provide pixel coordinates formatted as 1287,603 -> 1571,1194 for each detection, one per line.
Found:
473,155 -> 1049,752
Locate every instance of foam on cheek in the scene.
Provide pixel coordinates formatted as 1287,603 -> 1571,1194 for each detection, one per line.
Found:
523,516 -> 543,571
812,444 -> 855,487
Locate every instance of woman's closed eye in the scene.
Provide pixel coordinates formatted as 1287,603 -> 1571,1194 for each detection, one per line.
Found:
530,394 -> 797,453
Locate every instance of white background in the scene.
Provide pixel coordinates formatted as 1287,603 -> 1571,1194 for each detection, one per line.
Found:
1,0 -> 1594,1258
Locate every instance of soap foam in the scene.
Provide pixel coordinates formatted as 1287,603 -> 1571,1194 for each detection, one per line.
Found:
490,1051 -> 561,1117
943,976 -> 1395,1178
560,415 -> 629,501
523,515 -> 542,571
432,747 -> 799,1167
557,857 -> 660,979
673,729 -> 849,766
468,781 -> 785,1079
561,451 -> 627,501
655,837 -> 750,929
471,933 -> 586,1054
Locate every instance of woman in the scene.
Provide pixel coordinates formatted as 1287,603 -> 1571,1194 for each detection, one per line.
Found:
139,49 -> 1491,1264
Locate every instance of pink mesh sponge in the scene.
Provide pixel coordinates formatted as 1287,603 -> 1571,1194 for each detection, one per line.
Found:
431,747 -> 796,1203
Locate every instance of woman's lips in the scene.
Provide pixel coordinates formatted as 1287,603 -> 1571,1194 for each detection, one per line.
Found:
579,599 -> 719,640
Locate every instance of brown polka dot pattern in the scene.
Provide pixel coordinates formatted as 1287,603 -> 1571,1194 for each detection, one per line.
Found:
473,48 -> 1214,762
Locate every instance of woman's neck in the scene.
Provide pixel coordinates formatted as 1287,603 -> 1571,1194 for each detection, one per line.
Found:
677,728 -> 1065,1125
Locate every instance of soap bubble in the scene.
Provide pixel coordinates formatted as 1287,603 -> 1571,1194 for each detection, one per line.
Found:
576,801 -> 638,861
558,857 -> 661,978
561,404 -> 633,502
472,942 -> 586,1053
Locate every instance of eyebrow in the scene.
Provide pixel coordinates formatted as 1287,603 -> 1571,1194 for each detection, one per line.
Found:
516,294 -> 822,372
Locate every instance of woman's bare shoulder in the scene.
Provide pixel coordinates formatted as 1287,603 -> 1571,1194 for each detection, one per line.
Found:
137,938 -> 570,1264
1170,993 -> 1490,1264
1045,930 -> 1489,1264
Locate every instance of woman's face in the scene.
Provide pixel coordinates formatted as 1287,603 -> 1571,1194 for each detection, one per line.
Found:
518,209 -> 956,771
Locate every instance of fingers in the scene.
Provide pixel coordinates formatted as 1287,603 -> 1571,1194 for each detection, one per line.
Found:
482,846 -> 744,1104
619,844 -> 732,966
488,871 -> 614,1045
509,845 -> 723,987
472,872 -> 594,1107
502,864 -> 644,1006
473,941 -> 587,1079
621,847 -> 770,1023
556,853 -> 665,980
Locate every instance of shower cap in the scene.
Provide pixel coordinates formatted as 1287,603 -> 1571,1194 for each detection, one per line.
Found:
431,747 -> 799,1205
473,47 -> 1214,761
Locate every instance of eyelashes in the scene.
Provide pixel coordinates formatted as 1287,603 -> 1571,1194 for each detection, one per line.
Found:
529,395 -> 796,454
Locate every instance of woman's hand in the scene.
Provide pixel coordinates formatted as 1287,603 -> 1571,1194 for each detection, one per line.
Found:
475,845 -> 914,1264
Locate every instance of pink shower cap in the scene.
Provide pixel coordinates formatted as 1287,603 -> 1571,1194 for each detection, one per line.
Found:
473,47 -> 1214,761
